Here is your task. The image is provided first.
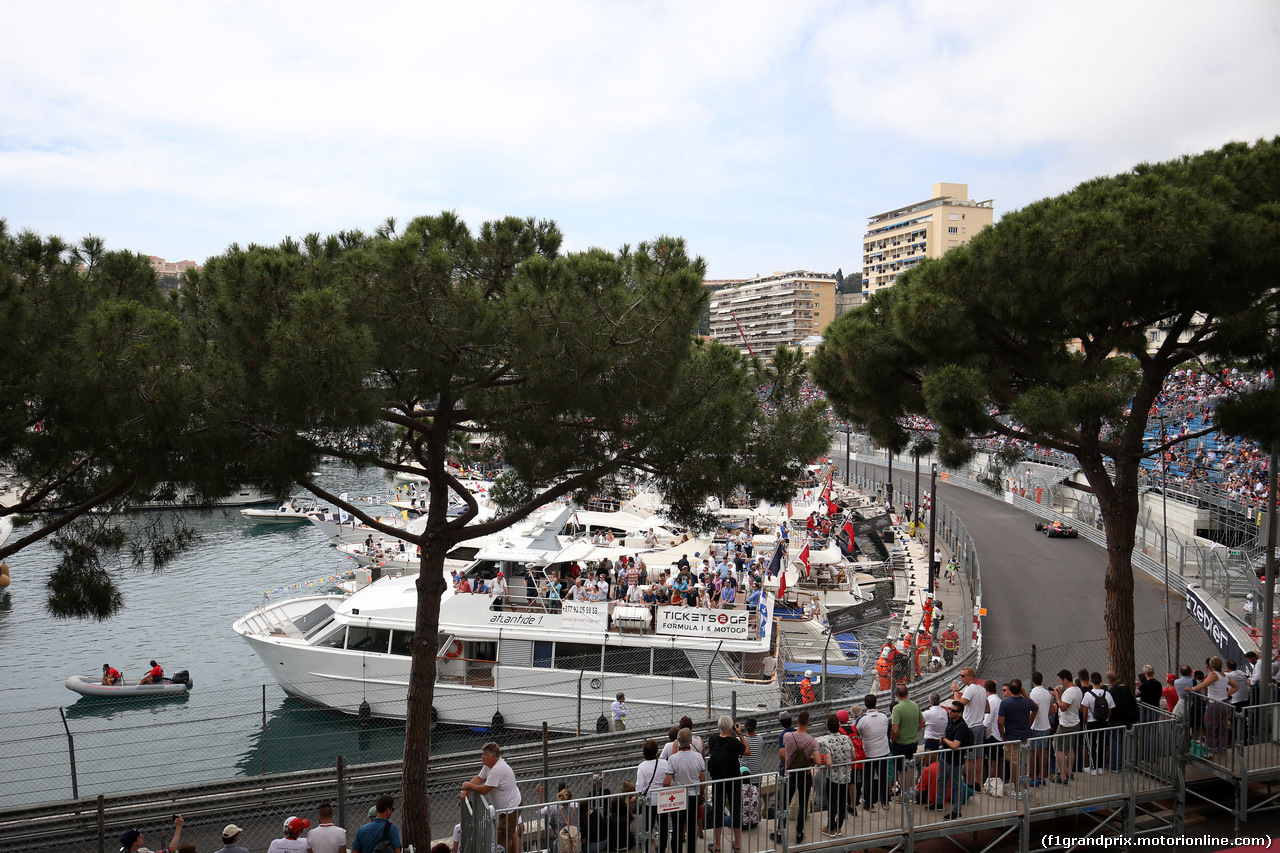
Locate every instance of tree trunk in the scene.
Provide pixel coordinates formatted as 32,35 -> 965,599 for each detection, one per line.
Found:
1080,453 -> 1139,682
401,538 -> 449,847
1099,492 -> 1138,682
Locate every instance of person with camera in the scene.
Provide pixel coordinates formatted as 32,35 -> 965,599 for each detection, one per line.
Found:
119,816 -> 183,853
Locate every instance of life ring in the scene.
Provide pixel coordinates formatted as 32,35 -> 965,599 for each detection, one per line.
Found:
444,640 -> 462,659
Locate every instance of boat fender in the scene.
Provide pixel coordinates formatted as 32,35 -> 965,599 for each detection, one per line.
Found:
491,711 -> 505,734
444,640 -> 462,659
431,706 -> 439,725
0,562 -> 9,588
596,714 -> 609,734
359,699 -> 371,722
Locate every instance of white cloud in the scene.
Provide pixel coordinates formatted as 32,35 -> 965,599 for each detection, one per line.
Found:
817,2 -> 1280,164
1,1 -> 1277,275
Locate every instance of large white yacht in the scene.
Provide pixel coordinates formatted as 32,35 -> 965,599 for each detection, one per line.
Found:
233,563 -> 780,731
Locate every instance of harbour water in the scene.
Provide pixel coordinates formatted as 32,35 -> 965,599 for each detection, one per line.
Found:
0,463 -> 495,808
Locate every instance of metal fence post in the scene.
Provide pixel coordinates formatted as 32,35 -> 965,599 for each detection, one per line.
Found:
337,755 -> 346,830
97,794 -> 105,853
1030,644 -> 1036,679
542,723 -> 550,783
1018,743 -> 1031,852
731,691 -> 738,723
1124,727 -> 1136,836
58,707 -> 79,801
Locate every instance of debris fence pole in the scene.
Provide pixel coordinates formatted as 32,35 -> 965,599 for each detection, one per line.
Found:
59,707 -> 78,801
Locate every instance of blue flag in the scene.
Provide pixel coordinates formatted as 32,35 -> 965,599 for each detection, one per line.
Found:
765,539 -> 783,578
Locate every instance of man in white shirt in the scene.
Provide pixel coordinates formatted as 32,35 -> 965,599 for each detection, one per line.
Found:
490,572 -> 507,611
462,742 -> 522,853
855,694 -> 891,811
611,692 -> 628,731
268,818 -> 311,853
953,667 -> 986,783
984,681 -> 1004,780
920,693 -> 949,751
663,729 -> 706,853
308,804 -> 346,853
1079,673 -> 1115,774
1053,669 -> 1083,783
1028,672 -> 1055,786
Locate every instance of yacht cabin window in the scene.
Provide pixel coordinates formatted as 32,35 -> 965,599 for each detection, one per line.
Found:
390,630 -> 415,656
347,625 -> 391,653
653,648 -> 697,679
555,642 -> 602,672
604,646 -> 652,675
317,626 -> 346,649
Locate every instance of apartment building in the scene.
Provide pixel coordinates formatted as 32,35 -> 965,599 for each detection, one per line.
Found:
707,271 -> 837,357
140,255 -> 201,292
862,182 -> 994,295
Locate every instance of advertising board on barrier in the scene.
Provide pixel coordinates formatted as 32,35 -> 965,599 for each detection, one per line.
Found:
656,607 -> 750,639
1186,585 -> 1251,666
851,514 -> 891,538
827,600 -> 892,634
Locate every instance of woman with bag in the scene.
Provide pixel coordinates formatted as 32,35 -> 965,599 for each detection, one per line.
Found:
535,787 -> 581,853
633,740 -> 672,853
770,710 -> 822,846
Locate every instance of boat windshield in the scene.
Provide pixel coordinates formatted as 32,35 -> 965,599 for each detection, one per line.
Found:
303,615 -> 336,641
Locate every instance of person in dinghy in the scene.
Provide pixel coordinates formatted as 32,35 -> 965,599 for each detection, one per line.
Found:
138,660 -> 164,685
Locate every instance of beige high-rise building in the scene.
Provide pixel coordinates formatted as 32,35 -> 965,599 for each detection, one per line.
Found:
862,182 -> 994,294
707,271 -> 837,358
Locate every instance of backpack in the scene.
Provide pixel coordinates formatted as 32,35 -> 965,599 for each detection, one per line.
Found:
371,820 -> 395,853
784,733 -> 812,771
839,724 -> 866,763
556,807 -> 581,853
1088,688 -> 1110,725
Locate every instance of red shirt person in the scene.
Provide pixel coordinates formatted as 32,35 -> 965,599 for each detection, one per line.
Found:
101,664 -> 122,685
139,660 -> 164,685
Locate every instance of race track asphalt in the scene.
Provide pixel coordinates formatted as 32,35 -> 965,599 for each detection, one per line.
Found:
852,460 -> 1218,678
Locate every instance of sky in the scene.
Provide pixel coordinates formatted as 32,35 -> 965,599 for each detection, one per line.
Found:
3,1 -> 1279,280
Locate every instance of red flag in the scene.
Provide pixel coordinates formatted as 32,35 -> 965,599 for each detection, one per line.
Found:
799,544 -> 811,578
786,501 -> 793,519
827,499 -> 839,515
778,571 -> 787,599
843,519 -> 855,540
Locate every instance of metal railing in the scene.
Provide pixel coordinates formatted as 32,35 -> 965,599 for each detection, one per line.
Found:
453,717 -> 1195,853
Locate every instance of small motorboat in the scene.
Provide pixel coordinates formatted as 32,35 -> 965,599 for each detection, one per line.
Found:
65,670 -> 194,697
241,499 -> 319,525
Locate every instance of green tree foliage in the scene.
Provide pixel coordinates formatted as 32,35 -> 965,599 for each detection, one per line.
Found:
0,222 -> 234,618
812,138 -> 1280,679
187,212 -> 830,845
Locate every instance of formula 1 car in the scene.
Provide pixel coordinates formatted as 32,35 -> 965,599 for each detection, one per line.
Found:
1034,520 -> 1079,538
